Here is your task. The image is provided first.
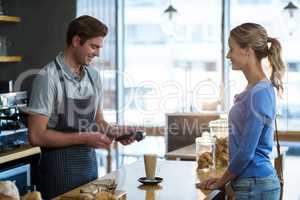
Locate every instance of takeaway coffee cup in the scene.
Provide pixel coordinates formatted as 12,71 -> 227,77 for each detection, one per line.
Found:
143,154 -> 157,179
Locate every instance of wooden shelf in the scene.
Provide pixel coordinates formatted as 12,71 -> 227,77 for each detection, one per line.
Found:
0,15 -> 21,23
0,145 -> 41,165
0,56 -> 22,62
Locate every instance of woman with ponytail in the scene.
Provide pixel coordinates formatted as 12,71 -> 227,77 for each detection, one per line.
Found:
268,37 -> 285,95
197,23 -> 285,199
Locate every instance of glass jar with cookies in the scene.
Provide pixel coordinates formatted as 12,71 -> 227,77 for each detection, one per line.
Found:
196,131 -> 216,172
209,117 -> 229,168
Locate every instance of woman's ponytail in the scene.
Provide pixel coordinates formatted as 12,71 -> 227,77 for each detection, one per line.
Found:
267,37 -> 286,96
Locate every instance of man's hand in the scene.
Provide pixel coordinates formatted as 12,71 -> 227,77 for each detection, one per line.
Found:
84,132 -> 112,148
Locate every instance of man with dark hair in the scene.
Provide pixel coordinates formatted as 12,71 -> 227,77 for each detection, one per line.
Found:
66,15 -> 108,45
27,15 -> 134,199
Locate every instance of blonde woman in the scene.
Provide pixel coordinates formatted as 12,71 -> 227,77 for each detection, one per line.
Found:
198,23 -> 285,199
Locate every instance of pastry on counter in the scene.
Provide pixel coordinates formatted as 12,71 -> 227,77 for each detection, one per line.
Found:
0,194 -> 18,200
60,179 -> 121,200
21,192 -> 42,200
79,184 -> 98,195
0,181 -> 20,200
80,179 -> 117,194
77,193 -> 94,200
91,179 -> 117,192
94,191 -> 116,200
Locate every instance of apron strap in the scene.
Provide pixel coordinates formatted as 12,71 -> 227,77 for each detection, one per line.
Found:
54,58 -> 68,115
53,58 -> 97,115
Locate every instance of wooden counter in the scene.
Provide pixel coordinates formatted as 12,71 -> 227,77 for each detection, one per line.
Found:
0,145 -> 41,165
54,160 -> 222,200
54,143 -> 288,200
165,143 -> 288,195
165,143 -> 288,160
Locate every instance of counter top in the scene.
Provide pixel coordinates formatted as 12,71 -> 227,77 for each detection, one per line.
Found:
54,160 -> 221,200
165,143 -> 288,161
0,145 -> 41,165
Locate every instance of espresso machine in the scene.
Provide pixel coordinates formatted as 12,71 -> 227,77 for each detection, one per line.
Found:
0,80 -> 36,195
0,91 -> 28,152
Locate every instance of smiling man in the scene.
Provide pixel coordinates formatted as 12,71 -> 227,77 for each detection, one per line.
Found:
27,16 -> 135,199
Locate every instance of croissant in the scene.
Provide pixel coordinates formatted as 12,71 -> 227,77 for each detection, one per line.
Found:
21,192 -> 42,200
94,192 -> 116,200
77,193 -> 94,200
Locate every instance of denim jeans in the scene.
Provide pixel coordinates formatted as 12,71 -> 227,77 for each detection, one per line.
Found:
231,174 -> 281,200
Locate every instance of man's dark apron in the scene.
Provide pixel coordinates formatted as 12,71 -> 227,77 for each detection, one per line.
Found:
37,59 -> 98,199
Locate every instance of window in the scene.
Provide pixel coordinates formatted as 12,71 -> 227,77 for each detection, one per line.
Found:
238,0 -> 272,4
126,24 -> 167,44
288,62 -> 300,72
77,0 -> 117,123
230,0 -> 300,131
122,0 -> 222,126
126,0 -> 165,7
77,0 -> 300,132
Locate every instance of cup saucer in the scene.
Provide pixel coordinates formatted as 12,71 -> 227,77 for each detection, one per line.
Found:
138,177 -> 163,185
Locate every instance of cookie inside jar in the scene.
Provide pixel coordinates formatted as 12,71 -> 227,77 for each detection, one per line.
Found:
196,131 -> 216,172
209,117 -> 229,168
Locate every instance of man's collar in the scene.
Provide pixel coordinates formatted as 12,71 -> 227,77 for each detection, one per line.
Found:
57,52 -> 86,81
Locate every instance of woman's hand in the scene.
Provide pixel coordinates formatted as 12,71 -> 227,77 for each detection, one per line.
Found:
196,178 -> 222,190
